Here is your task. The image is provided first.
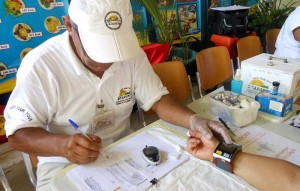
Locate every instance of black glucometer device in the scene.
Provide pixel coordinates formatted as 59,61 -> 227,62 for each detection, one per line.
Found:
142,145 -> 161,165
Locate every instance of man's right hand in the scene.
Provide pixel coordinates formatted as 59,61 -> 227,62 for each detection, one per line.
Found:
63,133 -> 102,164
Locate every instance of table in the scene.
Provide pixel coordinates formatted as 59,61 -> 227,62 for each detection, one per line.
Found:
51,95 -> 300,191
188,95 -> 300,143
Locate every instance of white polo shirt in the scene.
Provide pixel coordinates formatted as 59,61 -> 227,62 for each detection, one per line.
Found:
274,6 -> 300,59
4,32 -> 168,164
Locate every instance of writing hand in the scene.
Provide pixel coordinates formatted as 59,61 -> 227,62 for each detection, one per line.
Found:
63,134 -> 102,164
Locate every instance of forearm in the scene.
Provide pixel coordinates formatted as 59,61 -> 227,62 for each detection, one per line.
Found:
8,127 -> 68,157
233,152 -> 300,191
152,94 -> 195,129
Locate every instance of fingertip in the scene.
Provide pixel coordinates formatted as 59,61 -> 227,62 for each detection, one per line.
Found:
224,136 -> 233,144
205,133 -> 213,139
186,131 -> 191,137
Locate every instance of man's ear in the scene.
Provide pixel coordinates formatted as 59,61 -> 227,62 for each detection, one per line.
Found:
62,16 -> 72,32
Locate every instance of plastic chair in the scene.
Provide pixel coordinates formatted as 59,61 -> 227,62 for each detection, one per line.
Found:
265,28 -> 280,54
236,35 -> 263,67
196,46 -> 234,97
137,61 -> 195,126
22,152 -> 38,188
152,61 -> 194,102
0,164 -> 12,191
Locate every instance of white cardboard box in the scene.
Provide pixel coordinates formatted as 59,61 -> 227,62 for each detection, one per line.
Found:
241,53 -> 300,101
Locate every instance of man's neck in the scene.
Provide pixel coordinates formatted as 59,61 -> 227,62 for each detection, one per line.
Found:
84,63 -> 113,78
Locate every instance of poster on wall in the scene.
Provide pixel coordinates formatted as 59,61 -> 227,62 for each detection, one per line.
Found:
177,2 -> 200,36
0,0 -> 69,94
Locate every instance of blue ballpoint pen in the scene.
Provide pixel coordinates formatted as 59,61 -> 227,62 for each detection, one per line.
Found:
68,119 -> 94,141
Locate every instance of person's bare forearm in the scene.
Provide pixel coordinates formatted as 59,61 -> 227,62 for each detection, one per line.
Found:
8,127 -> 68,157
233,152 -> 300,191
151,94 -> 195,129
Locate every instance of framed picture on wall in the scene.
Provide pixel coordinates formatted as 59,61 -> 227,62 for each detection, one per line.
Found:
177,3 -> 200,36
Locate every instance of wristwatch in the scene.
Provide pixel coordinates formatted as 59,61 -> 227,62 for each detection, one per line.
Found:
212,141 -> 242,173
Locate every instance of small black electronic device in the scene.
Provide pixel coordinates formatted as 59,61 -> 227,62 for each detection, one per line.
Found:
212,142 -> 242,173
142,145 -> 161,166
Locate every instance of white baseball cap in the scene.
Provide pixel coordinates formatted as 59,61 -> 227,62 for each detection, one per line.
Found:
68,0 -> 143,63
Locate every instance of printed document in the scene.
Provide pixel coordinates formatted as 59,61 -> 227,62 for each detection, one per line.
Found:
231,124 -> 300,165
66,132 -> 189,191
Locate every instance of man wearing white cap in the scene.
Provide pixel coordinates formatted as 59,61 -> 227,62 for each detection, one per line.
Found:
4,0 -> 231,190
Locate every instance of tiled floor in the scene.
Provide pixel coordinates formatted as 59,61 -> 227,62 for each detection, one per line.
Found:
0,82 -> 201,191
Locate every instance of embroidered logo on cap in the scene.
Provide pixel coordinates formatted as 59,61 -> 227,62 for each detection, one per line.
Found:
105,11 -> 122,30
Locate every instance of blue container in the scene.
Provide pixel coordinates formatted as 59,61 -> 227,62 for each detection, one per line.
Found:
231,80 -> 243,94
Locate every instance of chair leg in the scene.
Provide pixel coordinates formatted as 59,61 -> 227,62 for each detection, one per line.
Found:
0,164 -> 12,191
188,75 -> 196,102
237,57 -> 241,69
230,59 -> 235,79
22,152 -> 37,188
196,72 -> 203,97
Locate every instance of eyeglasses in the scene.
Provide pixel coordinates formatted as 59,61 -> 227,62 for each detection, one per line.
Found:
70,20 -> 88,57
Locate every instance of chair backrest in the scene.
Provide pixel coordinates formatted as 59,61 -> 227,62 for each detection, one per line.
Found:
143,61 -> 193,116
152,61 -> 191,101
196,46 -> 233,91
236,35 -> 263,63
265,28 -> 280,54
22,153 -> 38,188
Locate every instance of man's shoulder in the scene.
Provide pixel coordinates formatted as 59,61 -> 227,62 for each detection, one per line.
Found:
19,32 -> 70,74
35,32 -> 67,54
25,33 -> 68,62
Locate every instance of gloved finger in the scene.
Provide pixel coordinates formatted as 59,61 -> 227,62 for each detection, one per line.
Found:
218,128 -> 232,144
190,115 -> 214,140
201,128 -> 213,140
208,121 -> 232,143
187,130 -> 202,138
194,122 -> 213,138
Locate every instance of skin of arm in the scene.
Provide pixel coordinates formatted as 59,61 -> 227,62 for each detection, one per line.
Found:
150,94 -> 195,128
293,26 -> 300,42
8,128 -> 102,164
187,130 -> 300,191
150,94 -> 232,143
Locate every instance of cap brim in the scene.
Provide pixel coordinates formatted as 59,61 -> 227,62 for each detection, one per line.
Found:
78,27 -> 143,63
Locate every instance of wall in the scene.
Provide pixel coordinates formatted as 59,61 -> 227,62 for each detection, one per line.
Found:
281,0 -> 299,7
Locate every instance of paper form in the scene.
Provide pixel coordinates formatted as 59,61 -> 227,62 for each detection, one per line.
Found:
230,124 -> 300,165
66,132 -> 189,191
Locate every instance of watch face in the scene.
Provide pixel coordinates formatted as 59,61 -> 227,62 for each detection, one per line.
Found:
214,142 -> 241,162
213,142 -> 241,173
218,142 -> 239,153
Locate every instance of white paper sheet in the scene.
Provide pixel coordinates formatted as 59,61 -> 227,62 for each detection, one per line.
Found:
230,124 -> 300,165
66,132 -> 189,191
